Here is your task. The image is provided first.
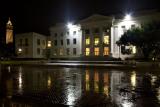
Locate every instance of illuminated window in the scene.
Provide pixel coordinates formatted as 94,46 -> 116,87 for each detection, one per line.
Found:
94,71 -> 99,92
47,41 -> 51,47
132,46 -> 136,54
85,38 -> 90,45
94,38 -> 99,45
104,47 -> 109,56
85,48 -> 90,56
60,48 -> 64,55
94,47 -> 99,56
85,70 -> 90,91
104,36 -> 109,44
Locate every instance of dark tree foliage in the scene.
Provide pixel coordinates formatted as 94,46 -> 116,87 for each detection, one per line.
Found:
117,21 -> 160,59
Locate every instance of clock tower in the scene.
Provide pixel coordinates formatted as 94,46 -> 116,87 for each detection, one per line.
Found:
6,17 -> 13,44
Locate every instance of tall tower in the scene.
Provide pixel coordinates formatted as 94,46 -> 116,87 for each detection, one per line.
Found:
6,17 -> 13,44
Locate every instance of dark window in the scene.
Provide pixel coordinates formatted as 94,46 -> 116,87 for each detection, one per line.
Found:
25,38 -> 28,46
131,24 -> 135,29
61,33 -> 63,36
37,39 -> 40,45
73,31 -> 76,35
73,38 -> 76,44
54,40 -> 57,46
73,48 -> 76,55
67,32 -> 69,35
61,40 -> 63,45
85,29 -> 90,34
25,48 -> 28,55
43,40 -> 45,45
66,48 -> 70,55
94,28 -> 100,33
54,33 -> 58,37
19,39 -> 22,46
67,39 -> 70,45
37,48 -> 40,55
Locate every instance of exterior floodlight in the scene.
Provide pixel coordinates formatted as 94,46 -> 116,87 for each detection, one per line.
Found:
125,14 -> 131,20
67,22 -> 73,29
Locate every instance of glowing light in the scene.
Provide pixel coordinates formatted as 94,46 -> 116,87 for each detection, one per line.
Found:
132,46 -> 136,54
67,22 -> 73,29
47,41 -> 51,47
47,76 -> 52,89
18,48 -> 22,52
131,71 -> 136,89
125,14 -> 131,20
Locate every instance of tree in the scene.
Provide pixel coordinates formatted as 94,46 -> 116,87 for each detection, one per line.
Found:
117,21 -> 160,59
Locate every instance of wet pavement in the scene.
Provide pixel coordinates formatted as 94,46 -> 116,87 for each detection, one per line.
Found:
0,65 -> 160,107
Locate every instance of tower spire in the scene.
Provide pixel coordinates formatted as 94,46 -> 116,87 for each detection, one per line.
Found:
6,17 -> 13,44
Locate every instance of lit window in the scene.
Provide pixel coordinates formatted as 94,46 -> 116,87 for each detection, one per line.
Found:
94,38 -> 99,45
104,36 -> 109,44
47,41 -> 51,47
132,46 -> 136,54
94,47 -> 99,56
85,38 -> 90,45
104,47 -> 109,56
85,48 -> 90,56
60,48 -> 64,55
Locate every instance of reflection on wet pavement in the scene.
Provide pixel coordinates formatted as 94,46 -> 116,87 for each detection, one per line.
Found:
0,65 -> 160,107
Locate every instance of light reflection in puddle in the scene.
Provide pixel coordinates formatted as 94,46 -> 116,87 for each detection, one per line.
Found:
0,66 -> 160,107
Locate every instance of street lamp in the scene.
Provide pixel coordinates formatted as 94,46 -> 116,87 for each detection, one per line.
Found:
124,14 -> 131,20
67,22 -> 73,29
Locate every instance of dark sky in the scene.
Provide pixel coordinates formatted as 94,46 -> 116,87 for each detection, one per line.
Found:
0,0 -> 159,36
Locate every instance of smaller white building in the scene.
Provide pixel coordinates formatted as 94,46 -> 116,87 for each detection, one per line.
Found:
49,23 -> 82,59
15,32 -> 47,58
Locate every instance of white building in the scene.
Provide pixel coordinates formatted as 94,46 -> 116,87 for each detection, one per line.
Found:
48,11 -> 160,60
15,32 -> 47,58
49,23 -> 82,59
111,11 -> 160,59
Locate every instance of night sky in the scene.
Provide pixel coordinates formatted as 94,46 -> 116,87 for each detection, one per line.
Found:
0,0 -> 159,36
